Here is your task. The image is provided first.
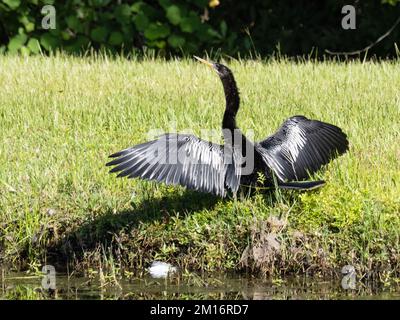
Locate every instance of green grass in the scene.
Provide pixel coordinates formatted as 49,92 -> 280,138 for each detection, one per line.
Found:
0,54 -> 399,281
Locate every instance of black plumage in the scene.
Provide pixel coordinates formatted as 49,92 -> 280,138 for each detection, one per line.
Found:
107,57 -> 349,197
256,116 -> 349,182
108,134 -> 242,197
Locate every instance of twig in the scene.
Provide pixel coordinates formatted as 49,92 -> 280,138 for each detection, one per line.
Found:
325,15 -> 400,55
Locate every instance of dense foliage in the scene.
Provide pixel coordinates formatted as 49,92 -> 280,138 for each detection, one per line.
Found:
0,1 -> 400,57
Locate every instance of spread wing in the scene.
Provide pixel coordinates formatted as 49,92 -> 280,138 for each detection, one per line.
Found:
257,116 -> 349,181
106,133 -> 242,197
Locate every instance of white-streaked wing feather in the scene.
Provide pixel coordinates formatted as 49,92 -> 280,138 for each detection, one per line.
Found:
107,134 -> 241,196
257,116 -> 348,181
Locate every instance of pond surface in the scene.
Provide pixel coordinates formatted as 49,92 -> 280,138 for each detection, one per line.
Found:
1,272 -> 399,300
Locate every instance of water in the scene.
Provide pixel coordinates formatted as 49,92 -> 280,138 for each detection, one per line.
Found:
1,272 -> 399,300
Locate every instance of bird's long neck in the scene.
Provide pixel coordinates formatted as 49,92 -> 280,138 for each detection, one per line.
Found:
221,74 -> 240,131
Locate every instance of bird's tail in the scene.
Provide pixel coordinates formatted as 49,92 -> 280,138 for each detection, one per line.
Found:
278,180 -> 325,190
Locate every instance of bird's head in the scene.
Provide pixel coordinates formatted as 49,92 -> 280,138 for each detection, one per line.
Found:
194,55 -> 239,118
194,56 -> 232,79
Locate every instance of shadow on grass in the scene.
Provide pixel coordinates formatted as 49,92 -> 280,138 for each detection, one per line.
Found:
48,190 -> 220,267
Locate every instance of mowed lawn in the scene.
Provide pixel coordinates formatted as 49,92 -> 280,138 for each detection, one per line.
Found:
0,55 -> 399,279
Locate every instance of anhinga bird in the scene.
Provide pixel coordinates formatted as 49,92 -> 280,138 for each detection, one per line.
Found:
107,57 -> 349,197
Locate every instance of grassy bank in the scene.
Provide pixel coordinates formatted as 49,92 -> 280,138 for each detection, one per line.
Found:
0,55 -> 399,282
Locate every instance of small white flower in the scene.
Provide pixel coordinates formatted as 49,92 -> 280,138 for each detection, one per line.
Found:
148,261 -> 177,279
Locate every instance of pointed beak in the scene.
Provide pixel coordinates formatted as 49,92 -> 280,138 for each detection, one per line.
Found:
194,56 -> 214,69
